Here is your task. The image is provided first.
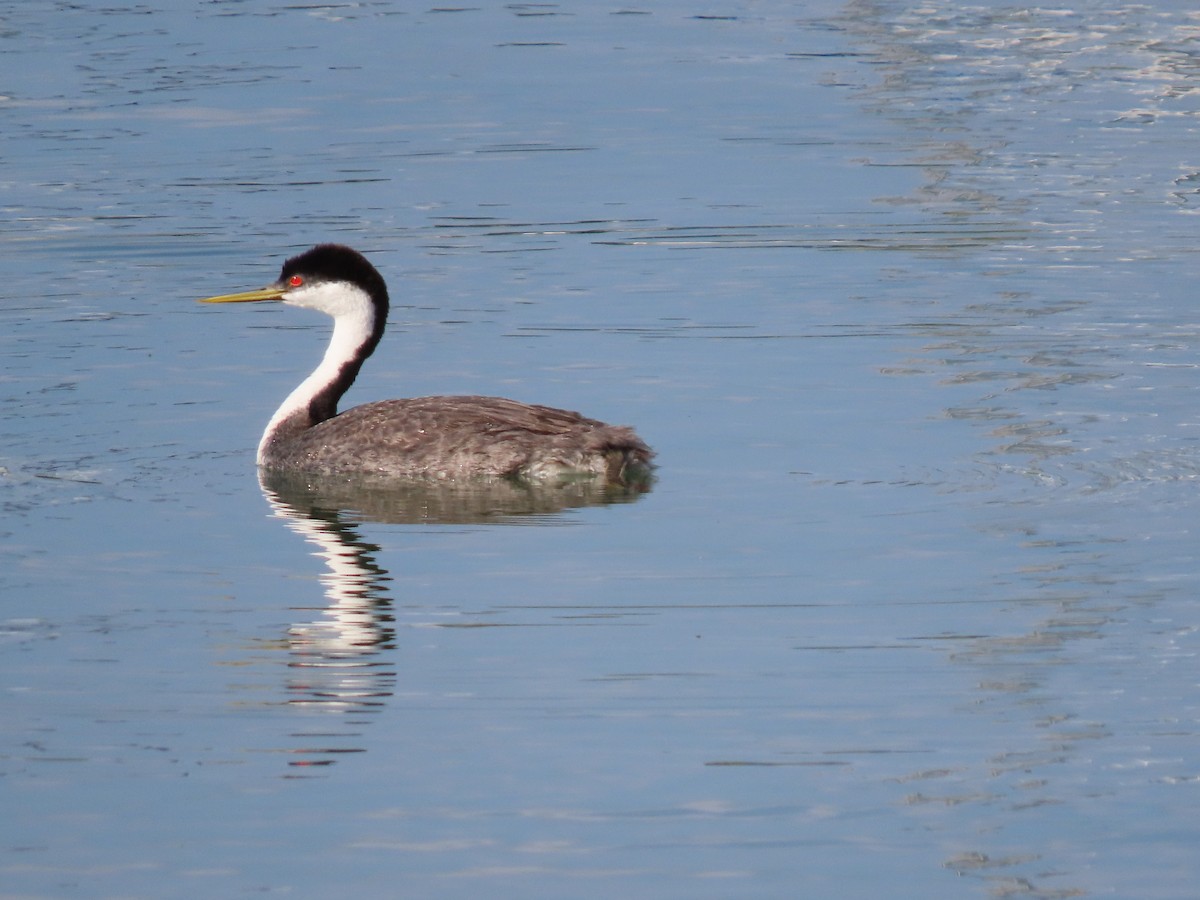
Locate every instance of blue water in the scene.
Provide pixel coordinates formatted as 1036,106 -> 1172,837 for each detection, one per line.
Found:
3,2 -> 1200,897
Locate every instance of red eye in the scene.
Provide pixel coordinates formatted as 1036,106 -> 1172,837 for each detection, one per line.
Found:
289,275 -> 303,287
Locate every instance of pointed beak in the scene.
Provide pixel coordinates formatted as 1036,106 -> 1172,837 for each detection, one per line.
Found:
199,284 -> 286,304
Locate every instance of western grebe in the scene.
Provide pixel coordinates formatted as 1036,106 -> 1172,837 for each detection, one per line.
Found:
200,244 -> 654,483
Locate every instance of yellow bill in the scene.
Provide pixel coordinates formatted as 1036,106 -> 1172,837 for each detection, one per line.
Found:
199,285 -> 286,304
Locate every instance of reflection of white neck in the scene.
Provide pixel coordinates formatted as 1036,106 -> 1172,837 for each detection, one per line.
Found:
256,284 -> 377,465
262,483 -> 381,657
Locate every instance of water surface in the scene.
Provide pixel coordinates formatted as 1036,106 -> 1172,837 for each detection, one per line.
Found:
3,2 -> 1199,898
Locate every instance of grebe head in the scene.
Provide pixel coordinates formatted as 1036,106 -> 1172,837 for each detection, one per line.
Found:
202,244 -> 389,319
277,244 -> 389,322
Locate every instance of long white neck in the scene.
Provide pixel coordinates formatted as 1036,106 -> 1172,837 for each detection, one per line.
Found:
257,283 -> 378,465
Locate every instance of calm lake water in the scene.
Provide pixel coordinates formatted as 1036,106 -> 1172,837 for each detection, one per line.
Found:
3,1 -> 1199,897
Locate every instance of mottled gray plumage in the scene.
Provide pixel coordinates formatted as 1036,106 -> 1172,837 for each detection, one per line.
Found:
203,244 -> 653,485
262,393 -> 651,481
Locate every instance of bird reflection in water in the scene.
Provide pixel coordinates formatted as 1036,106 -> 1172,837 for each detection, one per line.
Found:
259,469 -> 651,772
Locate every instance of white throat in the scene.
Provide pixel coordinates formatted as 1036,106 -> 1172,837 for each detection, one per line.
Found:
256,281 -> 378,465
